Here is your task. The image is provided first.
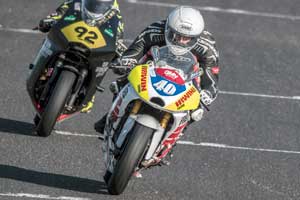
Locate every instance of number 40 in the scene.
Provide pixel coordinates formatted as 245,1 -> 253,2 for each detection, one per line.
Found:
153,80 -> 176,95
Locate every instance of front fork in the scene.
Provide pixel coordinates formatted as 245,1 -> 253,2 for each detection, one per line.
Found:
66,68 -> 88,110
104,100 -> 172,171
131,100 -> 142,114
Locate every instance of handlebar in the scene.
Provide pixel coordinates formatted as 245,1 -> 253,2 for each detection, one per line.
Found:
109,65 -> 130,70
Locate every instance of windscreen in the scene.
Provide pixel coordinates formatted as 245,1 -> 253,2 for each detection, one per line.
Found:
153,46 -> 197,79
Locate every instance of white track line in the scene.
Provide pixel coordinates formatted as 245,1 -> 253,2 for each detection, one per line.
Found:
55,130 -> 300,155
0,193 -> 90,200
219,91 -> 300,100
1,26 -> 300,101
55,130 -> 99,138
126,0 -> 300,21
0,26 -> 39,34
178,141 -> 300,155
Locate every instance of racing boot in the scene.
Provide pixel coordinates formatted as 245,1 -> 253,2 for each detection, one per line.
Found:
81,96 -> 95,113
94,81 -> 120,134
109,81 -> 120,95
94,78 -> 127,134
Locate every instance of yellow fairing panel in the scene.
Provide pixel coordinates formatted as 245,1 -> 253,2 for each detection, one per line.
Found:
165,86 -> 200,111
62,21 -> 106,49
128,64 -> 150,101
129,64 -> 201,112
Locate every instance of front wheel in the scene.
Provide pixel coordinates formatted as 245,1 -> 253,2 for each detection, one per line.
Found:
106,123 -> 153,195
36,70 -> 76,137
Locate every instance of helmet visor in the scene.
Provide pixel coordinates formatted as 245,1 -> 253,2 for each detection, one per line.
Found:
166,27 -> 198,48
82,0 -> 112,20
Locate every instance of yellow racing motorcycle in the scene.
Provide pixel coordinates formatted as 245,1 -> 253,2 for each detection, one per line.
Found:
103,46 -> 203,195
27,0 -> 125,137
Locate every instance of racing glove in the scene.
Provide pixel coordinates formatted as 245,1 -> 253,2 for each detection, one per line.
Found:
38,18 -> 56,33
38,11 -> 63,33
200,90 -> 214,106
112,58 -> 137,75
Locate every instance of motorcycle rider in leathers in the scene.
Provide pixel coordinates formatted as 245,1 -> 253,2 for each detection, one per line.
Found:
37,0 -> 125,113
94,6 -> 220,133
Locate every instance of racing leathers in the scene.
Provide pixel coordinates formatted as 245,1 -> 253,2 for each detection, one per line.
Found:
121,20 -> 219,107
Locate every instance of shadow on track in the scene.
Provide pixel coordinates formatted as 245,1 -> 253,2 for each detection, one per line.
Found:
0,117 -> 36,136
0,164 -> 108,194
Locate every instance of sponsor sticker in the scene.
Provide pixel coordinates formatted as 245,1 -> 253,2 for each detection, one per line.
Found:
175,87 -> 197,108
180,23 -> 192,31
164,70 -> 178,80
40,39 -> 53,57
64,15 -> 76,21
104,28 -> 114,37
155,68 -> 185,85
140,66 -> 148,92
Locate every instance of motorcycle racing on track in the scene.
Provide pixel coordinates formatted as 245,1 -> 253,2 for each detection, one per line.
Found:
103,46 -> 205,195
26,0 -> 125,137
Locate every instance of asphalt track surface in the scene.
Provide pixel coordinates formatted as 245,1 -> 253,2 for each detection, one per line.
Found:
0,0 -> 300,199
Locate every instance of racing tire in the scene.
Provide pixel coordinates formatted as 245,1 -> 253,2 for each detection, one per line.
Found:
36,70 -> 76,137
106,123 -> 153,195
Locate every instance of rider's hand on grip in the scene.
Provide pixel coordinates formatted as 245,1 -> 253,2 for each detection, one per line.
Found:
111,58 -> 137,75
200,90 -> 213,106
38,18 -> 55,33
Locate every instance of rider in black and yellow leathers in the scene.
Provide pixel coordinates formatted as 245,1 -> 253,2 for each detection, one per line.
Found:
38,0 -> 125,113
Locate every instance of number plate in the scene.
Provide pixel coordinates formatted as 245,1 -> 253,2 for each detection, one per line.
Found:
61,21 -> 107,49
151,76 -> 186,96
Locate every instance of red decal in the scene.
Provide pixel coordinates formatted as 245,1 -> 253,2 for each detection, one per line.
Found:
193,65 -> 201,87
175,87 -> 196,107
57,114 -> 71,122
111,98 -> 123,122
141,66 -> 148,92
158,123 -> 187,159
156,68 -> 185,85
211,66 -> 219,75
34,101 -> 43,112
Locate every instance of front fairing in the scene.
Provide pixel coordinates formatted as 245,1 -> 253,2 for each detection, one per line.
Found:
128,64 -> 200,112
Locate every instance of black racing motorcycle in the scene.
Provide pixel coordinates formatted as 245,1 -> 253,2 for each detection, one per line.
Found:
27,2 -> 126,137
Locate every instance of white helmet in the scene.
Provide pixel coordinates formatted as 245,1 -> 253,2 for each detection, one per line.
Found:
165,6 -> 204,55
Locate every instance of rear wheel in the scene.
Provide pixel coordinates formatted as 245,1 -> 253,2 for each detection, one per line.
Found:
36,70 -> 76,137
106,123 -> 153,195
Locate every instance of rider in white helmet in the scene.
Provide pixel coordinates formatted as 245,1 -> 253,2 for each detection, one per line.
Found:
165,6 -> 205,56
95,6 -> 220,132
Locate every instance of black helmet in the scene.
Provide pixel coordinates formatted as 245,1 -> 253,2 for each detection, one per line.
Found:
82,0 -> 114,21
